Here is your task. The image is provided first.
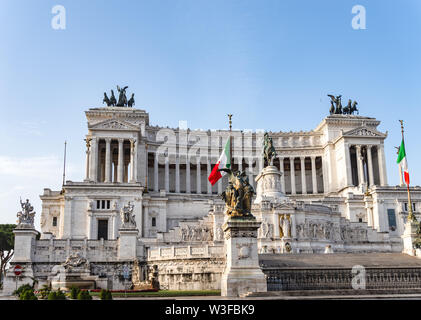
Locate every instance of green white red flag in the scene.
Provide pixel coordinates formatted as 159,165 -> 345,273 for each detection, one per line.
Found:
397,139 -> 410,185
208,137 -> 231,185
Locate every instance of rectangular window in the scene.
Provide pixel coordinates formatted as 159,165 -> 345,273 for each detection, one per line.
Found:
152,217 -> 156,227
387,209 -> 397,231
97,219 -> 108,240
107,200 -> 110,209
52,217 -> 57,227
97,200 -> 100,209
404,203 -> 416,212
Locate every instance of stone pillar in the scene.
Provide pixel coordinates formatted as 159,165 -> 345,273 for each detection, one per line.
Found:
118,228 -> 139,260
290,157 -> 296,195
221,218 -> 267,297
345,143 -> 352,187
279,157 -> 285,193
378,144 -> 388,186
105,138 -> 111,183
165,156 -> 169,192
117,139 -> 124,183
175,155 -> 180,193
254,165 -> 286,204
366,145 -> 374,187
311,156 -> 317,194
356,145 -> 364,187
196,156 -> 201,194
89,137 -> 98,182
207,157 -> 212,194
402,221 -> 420,256
154,152 -> 159,191
12,227 -> 38,262
130,139 -> 137,182
186,156 -> 191,194
84,138 -> 91,181
300,156 -> 307,194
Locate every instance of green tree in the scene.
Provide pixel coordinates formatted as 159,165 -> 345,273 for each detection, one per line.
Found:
0,224 -> 16,285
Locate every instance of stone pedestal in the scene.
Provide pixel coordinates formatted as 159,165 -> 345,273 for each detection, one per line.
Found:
118,228 -> 139,260
221,217 -> 267,297
2,227 -> 38,294
12,227 -> 38,262
402,221 -> 420,256
254,166 -> 287,204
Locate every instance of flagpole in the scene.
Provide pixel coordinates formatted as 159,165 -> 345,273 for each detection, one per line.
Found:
400,120 -> 416,222
228,114 -> 233,168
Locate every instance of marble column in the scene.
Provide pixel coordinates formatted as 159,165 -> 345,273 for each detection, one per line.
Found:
300,156 -> 307,194
378,144 -> 388,186
356,145 -> 364,186
186,156 -> 191,193
196,156 -> 201,194
154,152 -> 159,191
290,157 -> 296,195
311,156 -> 317,194
165,155 -> 169,192
207,157 -> 212,194
175,155 -> 180,193
345,143 -> 352,186
366,145 -> 374,187
84,138 -> 91,181
105,138 -> 111,183
279,157 -> 285,193
90,137 -> 98,182
130,139 -> 136,182
117,139 -> 124,183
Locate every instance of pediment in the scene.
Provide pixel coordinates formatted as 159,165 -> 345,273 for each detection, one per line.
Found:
343,126 -> 386,138
89,118 -> 139,131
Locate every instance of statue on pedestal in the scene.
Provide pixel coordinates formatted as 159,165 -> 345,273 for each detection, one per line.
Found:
16,198 -> 36,227
120,201 -> 136,228
263,132 -> 277,167
220,169 -> 254,218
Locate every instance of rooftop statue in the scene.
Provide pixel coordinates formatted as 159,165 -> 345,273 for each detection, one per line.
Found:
102,86 -> 134,107
116,85 -> 129,106
328,94 -> 358,115
128,93 -> 135,108
16,198 -> 36,227
220,169 -> 255,218
263,132 -> 277,167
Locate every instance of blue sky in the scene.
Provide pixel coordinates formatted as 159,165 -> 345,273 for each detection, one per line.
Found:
0,0 -> 420,226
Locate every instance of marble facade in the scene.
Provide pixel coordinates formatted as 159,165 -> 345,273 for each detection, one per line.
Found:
3,105 -> 421,294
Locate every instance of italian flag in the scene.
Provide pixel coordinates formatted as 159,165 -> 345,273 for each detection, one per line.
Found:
397,139 -> 410,185
208,137 -> 231,186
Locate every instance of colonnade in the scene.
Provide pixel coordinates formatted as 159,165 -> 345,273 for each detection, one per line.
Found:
148,153 -> 324,195
86,137 -> 137,183
345,143 -> 387,188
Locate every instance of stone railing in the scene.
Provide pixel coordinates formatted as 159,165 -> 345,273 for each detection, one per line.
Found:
147,244 -> 224,261
33,239 -> 118,263
263,267 -> 421,291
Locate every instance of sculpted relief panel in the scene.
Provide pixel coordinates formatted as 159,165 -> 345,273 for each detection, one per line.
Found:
179,225 -> 214,242
295,220 -> 338,241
